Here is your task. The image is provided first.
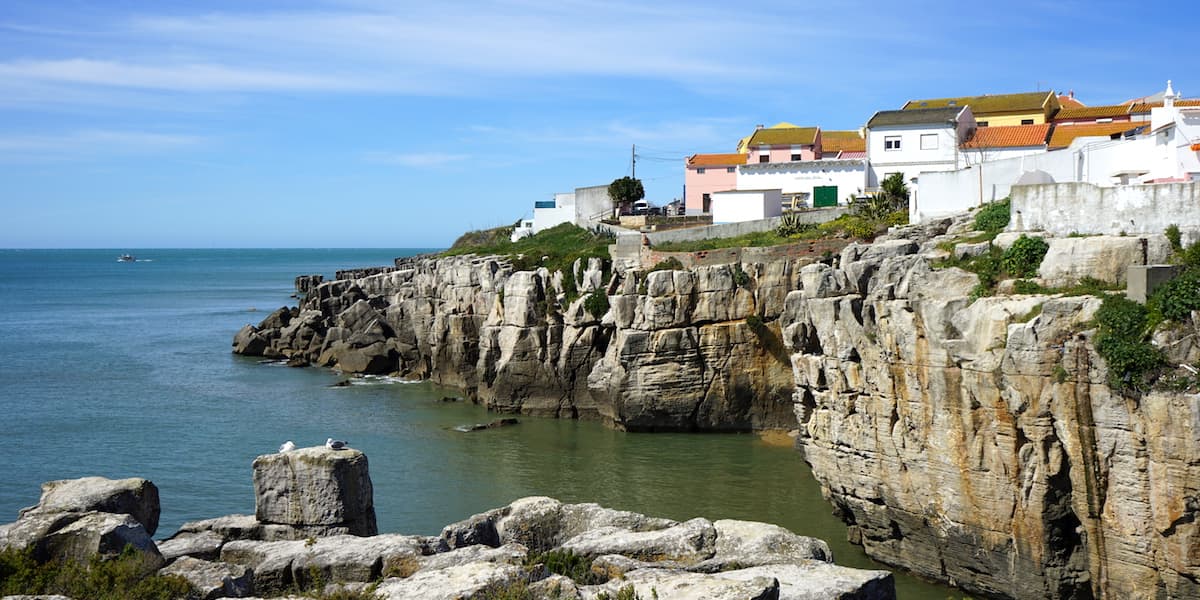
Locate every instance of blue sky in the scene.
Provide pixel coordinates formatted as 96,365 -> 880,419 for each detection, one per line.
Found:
0,0 -> 1194,248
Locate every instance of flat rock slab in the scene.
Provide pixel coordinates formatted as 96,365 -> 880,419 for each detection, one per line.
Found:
717,563 -> 894,600
560,517 -> 716,564
221,533 -> 424,594
160,556 -> 253,599
585,568 -> 779,600
374,562 -> 528,600
252,446 -> 376,536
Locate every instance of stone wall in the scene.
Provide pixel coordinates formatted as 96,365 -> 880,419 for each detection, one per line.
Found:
1011,181 -> 1200,240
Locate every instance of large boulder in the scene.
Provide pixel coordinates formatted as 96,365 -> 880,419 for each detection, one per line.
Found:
690,519 -> 831,572
373,562 -> 532,600
220,533 -> 424,594
718,562 -> 895,600
19,476 -> 160,536
39,512 -> 163,568
590,568 -> 779,600
559,517 -> 717,564
252,446 -> 376,537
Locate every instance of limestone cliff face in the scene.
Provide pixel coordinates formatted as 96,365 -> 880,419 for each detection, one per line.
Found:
779,221 -> 1200,599
234,254 -> 804,432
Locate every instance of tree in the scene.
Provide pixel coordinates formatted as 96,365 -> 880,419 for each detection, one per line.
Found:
858,173 -> 909,220
608,176 -> 645,214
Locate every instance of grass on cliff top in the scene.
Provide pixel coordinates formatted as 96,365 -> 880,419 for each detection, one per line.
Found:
441,222 -> 613,276
652,211 -> 906,253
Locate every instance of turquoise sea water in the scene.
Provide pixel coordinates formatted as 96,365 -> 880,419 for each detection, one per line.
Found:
0,249 -> 950,598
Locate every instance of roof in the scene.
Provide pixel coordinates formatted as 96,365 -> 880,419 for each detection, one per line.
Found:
746,126 -> 820,147
820,130 -> 865,153
1058,94 -> 1085,109
1054,105 -> 1131,120
962,124 -> 1051,149
902,91 -> 1052,115
1128,99 -> 1200,114
868,107 -> 964,128
686,153 -> 746,167
1048,122 -> 1147,149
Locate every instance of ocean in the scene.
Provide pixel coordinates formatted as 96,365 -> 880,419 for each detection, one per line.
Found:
0,248 -> 948,598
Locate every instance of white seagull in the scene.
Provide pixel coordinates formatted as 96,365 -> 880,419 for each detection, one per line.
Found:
326,438 -> 348,450
279,440 -> 296,453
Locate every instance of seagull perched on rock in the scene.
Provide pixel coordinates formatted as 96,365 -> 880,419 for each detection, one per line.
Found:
326,438 -> 348,450
279,440 -> 296,453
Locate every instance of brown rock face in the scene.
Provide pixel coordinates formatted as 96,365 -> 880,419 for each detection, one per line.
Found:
780,220 -> 1200,599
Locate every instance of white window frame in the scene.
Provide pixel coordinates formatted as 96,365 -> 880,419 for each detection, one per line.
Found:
920,134 -> 938,150
884,136 -> 901,151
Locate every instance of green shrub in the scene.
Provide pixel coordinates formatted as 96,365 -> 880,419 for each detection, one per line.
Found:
777,213 -> 816,237
527,549 -> 606,585
1012,279 -> 1046,295
1002,235 -> 1049,278
1094,294 -> 1163,390
884,209 -> 909,226
476,579 -> 534,600
732,263 -> 751,288
745,314 -> 764,330
0,545 -> 193,600
1166,224 -> 1183,252
974,198 -> 1011,232
583,290 -> 610,318
649,256 -> 684,272
1148,269 -> 1200,322
597,585 -> 645,600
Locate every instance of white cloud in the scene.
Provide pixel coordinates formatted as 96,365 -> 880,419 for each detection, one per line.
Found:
0,59 -> 357,92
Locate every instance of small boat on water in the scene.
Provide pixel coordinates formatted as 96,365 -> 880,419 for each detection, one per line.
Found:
117,254 -> 136,262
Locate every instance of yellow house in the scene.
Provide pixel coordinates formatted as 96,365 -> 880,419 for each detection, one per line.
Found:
902,91 -> 1061,127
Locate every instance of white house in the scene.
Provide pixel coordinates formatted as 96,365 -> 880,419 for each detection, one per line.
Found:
737,158 -> 865,209
512,184 -> 613,241
865,106 -> 976,190
1147,80 -> 1200,182
711,189 -> 782,224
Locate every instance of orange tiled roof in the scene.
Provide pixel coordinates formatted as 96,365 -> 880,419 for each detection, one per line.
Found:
1054,105 -> 1130,120
820,130 -> 865,153
686,153 -> 746,167
1058,94 -> 1085,109
962,124 -> 1051,149
1128,99 -> 1200,114
1048,122 -> 1146,149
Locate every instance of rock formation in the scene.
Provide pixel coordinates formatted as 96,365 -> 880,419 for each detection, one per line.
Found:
0,468 -> 892,599
779,219 -> 1199,599
252,445 -> 377,538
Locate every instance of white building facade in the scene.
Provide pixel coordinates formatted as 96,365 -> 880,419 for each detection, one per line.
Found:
865,106 -> 976,190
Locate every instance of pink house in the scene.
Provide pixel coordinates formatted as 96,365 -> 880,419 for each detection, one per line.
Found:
684,153 -> 745,215
744,126 -> 822,164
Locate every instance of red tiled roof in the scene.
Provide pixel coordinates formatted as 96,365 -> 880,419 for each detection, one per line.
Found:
820,130 -> 865,153
836,150 -> 867,159
1048,122 -> 1146,149
962,124 -> 1051,148
686,153 -> 746,167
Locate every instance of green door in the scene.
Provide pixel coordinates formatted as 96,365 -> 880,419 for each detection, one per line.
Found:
813,186 -> 838,207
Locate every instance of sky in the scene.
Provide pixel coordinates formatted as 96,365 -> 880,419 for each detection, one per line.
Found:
0,0 -> 1195,248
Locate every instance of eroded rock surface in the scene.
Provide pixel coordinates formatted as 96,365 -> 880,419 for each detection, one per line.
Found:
252,446 -> 376,537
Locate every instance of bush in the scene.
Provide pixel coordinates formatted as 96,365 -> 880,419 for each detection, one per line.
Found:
776,213 -> 816,237
732,263 -> 751,288
649,257 -> 684,272
974,198 -> 1011,232
0,545 -> 193,600
1002,235 -> 1049,278
1166,224 -> 1183,252
528,549 -> 606,585
1094,294 -> 1163,390
1149,268 -> 1200,322
583,290 -> 610,318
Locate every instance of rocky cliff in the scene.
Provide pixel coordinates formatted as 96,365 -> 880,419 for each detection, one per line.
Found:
780,220 -> 1200,599
233,220 -> 1200,598
234,254 -> 807,432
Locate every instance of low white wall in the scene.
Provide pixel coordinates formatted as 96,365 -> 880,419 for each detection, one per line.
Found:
644,207 -> 846,244
737,160 -> 865,203
1011,181 -> 1200,236
712,189 -> 782,224
533,205 -> 574,233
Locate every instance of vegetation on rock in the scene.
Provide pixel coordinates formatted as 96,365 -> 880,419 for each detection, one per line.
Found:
0,545 -> 193,600
973,197 -> 1011,233
584,290 -> 610,318
443,223 -> 613,277
1002,235 -> 1050,278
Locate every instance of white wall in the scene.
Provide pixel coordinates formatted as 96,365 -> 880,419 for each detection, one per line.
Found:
573,185 -> 612,224
711,189 -> 782,223
737,160 -> 865,204
866,109 -> 974,189
1011,182 -> 1200,236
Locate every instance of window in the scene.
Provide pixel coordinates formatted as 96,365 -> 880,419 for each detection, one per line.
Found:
978,121 -> 989,127
1021,119 -> 1035,125
759,154 -> 769,163
726,167 -> 735,173
702,193 -> 711,213
884,136 -> 901,150
791,154 -> 802,161
696,168 -> 706,174
920,134 -> 938,150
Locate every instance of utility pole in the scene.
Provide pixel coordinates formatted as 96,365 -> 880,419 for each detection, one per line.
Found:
631,144 -> 636,179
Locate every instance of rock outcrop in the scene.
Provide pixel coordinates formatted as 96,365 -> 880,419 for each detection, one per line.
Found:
252,446 -> 377,538
780,217 -> 1200,599
233,254 -> 815,432
1,476 -> 893,600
